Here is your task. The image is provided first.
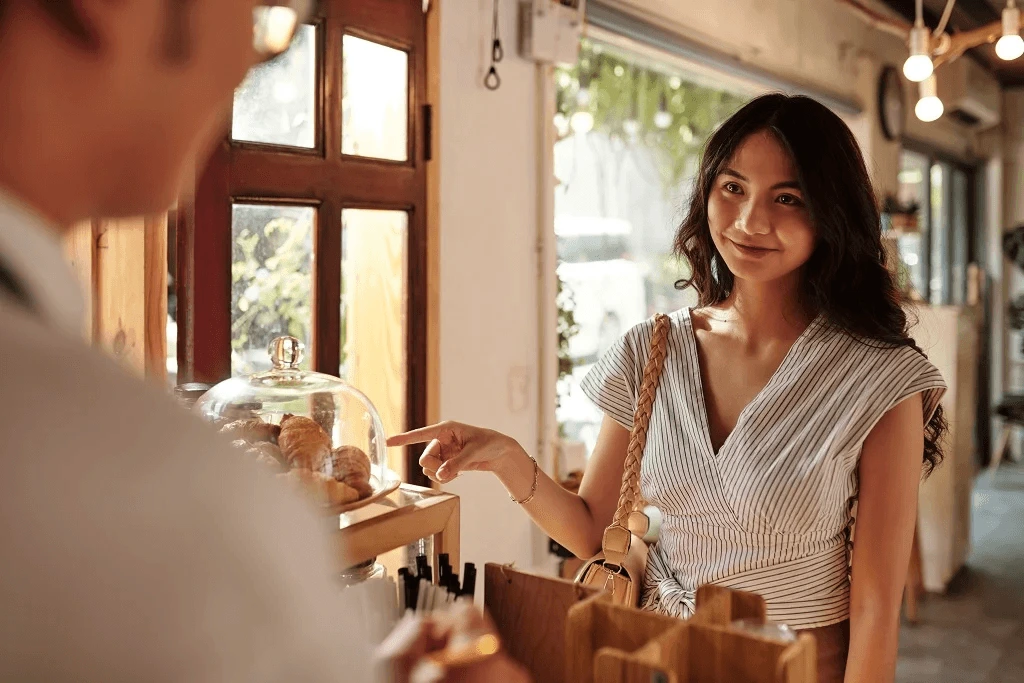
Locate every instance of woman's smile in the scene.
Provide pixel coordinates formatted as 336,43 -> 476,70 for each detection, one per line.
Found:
727,238 -> 779,258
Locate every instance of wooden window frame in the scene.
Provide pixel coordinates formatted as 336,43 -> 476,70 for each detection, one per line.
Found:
175,0 -> 431,485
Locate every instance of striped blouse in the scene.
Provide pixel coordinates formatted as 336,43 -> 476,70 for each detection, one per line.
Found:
581,308 -> 946,629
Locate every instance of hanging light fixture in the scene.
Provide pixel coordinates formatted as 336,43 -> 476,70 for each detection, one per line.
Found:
915,75 -> 944,122
903,0 -> 934,82
654,91 -> 672,130
997,1 -> 1024,61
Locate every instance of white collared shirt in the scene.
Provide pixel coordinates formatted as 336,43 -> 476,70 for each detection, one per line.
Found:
0,188 -> 84,335
0,189 -> 373,682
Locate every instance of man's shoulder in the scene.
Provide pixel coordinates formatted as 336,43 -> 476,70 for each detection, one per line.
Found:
0,301 -> 219,472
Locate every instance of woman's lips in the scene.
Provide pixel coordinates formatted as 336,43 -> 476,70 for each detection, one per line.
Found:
728,239 -> 777,257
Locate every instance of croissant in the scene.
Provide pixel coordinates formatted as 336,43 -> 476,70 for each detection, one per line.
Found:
220,418 -> 281,445
280,468 -> 359,506
330,446 -> 373,499
278,414 -> 331,472
246,442 -> 288,473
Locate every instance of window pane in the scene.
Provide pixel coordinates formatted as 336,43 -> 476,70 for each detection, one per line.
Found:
553,38 -> 749,455
951,169 -> 969,305
341,209 -> 408,475
232,24 -> 316,148
342,35 -> 408,161
897,151 -> 929,299
231,204 -> 314,376
930,163 -> 950,305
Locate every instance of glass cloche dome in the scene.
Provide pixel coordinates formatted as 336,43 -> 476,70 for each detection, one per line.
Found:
194,336 -> 398,512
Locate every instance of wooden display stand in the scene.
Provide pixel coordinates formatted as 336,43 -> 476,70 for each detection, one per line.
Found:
333,483 -> 459,574
484,565 -> 817,683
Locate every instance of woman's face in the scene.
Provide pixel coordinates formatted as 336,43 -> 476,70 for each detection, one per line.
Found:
707,131 -> 816,286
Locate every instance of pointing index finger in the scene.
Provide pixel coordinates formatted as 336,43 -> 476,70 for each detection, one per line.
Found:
387,423 -> 447,447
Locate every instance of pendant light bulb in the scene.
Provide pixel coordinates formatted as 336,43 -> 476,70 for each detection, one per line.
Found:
997,2 -> 1024,61
903,25 -> 934,82
915,75 -> 943,122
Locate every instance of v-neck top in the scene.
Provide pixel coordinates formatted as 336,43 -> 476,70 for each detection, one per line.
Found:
580,308 -> 946,629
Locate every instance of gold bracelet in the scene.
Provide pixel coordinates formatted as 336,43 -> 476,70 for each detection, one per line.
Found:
510,455 -> 539,505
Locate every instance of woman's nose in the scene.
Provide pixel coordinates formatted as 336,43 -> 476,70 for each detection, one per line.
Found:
737,199 -> 771,236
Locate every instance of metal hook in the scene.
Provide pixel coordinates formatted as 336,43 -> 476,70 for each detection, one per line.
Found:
492,38 -> 504,63
484,65 -> 501,91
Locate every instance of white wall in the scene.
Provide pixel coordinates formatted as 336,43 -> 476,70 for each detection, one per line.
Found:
435,0 -> 550,573
434,0 -> 999,569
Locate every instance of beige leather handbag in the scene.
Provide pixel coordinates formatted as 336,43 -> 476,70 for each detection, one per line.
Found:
574,313 -> 671,607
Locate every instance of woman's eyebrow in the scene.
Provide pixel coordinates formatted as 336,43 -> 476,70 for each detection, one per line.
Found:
720,168 -> 801,191
772,180 -> 802,191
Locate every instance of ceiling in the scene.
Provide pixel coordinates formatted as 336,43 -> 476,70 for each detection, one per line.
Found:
879,0 -> 1024,86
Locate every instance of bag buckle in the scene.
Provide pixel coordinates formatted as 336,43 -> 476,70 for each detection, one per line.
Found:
601,564 -> 624,594
603,569 -> 616,595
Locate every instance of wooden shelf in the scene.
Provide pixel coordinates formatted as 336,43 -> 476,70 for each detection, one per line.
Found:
333,483 -> 459,573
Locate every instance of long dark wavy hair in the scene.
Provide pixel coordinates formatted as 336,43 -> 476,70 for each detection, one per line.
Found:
674,93 -> 946,475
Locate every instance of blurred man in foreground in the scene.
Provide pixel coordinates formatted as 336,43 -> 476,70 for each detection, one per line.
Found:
0,2 -> 525,680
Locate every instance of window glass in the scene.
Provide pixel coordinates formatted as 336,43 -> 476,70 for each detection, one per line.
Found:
340,209 -> 408,473
896,151 -> 929,299
231,203 -> 315,376
342,35 -> 409,161
553,39 -> 748,453
951,168 -> 969,305
232,25 -> 317,148
929,163 -> 951,304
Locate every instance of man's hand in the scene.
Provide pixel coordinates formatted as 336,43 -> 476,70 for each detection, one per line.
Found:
375,603 -> 531,683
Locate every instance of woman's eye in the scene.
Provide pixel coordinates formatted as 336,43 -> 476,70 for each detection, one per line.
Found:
777,194 -> 803,206
724,182 -> 742,194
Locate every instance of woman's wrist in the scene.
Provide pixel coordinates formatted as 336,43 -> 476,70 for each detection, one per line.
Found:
493,442 -> 535,501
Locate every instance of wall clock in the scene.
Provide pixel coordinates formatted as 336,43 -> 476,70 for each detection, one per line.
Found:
878,66 -> 905,141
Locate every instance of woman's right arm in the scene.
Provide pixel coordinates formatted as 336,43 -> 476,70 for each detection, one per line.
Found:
386,415 -> 630,559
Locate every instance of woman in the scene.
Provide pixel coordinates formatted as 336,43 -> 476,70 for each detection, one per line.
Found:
389,94 -> 947,683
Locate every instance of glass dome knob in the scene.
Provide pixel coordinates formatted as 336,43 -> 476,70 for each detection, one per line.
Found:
269,336 -> 305,370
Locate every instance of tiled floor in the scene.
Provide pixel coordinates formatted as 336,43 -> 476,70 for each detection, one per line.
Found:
896,463 -> 1024,683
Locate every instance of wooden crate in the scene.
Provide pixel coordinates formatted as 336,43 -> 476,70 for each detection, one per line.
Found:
484,565 -> 816,683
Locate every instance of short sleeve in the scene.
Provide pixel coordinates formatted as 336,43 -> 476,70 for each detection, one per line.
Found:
845,345 -> 947,452
888,346 -> 947,425
838,344 -> 946,458
580,319 -> 654,431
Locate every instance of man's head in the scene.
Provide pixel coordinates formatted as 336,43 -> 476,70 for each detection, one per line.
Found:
0,1 -> 299,225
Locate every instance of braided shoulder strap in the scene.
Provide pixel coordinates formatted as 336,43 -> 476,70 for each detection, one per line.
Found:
611,313 -> 671,528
